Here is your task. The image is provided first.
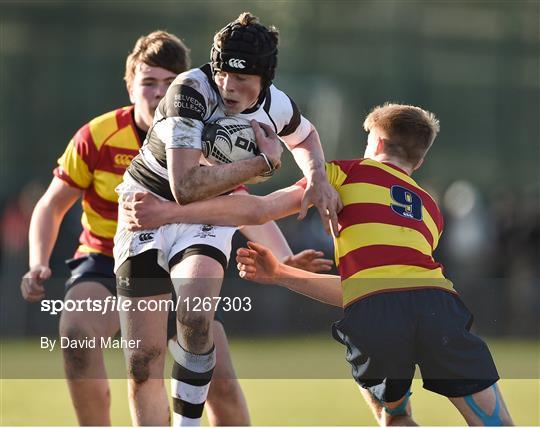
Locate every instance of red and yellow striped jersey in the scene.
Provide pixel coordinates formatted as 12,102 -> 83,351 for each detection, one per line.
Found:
54,106 -> 142,257
326,158 -> 455,307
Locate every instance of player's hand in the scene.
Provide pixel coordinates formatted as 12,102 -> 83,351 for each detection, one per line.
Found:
121,192 -> 174,230
251,120 -> 282,171
236,241 -> 281,284
21,265 -> 50,302
298,175 -> 343,236
283,249 -> 333,273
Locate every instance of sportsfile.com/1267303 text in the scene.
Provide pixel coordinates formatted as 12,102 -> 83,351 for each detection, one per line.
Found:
40,296 -> 252,315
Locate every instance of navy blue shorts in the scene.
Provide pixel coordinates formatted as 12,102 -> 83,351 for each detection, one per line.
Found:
332,289 -> 499,402
65,253 -> 116,295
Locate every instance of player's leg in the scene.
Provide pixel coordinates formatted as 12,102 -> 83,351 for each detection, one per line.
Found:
331,292 -> 418,426
116,250 -> 172,426
448,383 -> 514,426
417,290 -> 513,426
205,319 -> 250,426
169,248 -> 225,426
167,301 -> 250,426
121,294 -> 170,426
59,281 -> 119,426
359,387 -> 417,426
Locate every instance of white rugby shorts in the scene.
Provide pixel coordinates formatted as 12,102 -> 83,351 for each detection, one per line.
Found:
113,173 -> 237,274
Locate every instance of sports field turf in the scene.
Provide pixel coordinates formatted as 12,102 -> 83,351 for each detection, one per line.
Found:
1,336 -> 538,425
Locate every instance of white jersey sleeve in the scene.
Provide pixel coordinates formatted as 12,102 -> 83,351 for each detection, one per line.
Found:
265,86 -> 313,149
280,116 -> 313,149
156,69 -> 219,151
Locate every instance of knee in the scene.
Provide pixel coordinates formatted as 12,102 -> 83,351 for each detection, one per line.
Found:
128,346 -> 163,385
59,325 -> 95,376
178,312 -> 211,343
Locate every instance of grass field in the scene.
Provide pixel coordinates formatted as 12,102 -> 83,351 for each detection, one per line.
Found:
1,336 -> 539,426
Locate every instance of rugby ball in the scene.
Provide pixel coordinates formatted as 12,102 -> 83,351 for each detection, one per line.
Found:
202,117 -> 273,182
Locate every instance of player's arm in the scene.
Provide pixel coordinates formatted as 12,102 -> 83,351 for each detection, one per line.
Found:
241,222 -> 292,259
168,121 -> 282,204
240,222 -> 333,273
236,241 -> 342,307
282,123 -> 342,236
159,80 -> 283,204
21,177 -> 82,302
121,184 -> 305,229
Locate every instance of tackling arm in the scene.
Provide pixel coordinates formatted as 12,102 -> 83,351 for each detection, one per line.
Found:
240,221 -> 333,273
121,184 -> 305,230
241,222 -> 293,261
236,241 -> 342,307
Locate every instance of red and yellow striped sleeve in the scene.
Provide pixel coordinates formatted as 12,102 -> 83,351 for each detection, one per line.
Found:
54,124 -> 99,189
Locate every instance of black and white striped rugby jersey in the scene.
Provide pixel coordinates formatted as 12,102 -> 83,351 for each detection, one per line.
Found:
127,63 -> 313,200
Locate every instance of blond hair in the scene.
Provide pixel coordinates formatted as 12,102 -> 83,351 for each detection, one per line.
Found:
364,103 -> 440,164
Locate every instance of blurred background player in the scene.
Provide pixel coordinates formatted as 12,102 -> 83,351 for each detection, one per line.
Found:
21,31 -> 190,425
114,12 -> 339,426
20,29 -> 332,427
20,30 -> 190,426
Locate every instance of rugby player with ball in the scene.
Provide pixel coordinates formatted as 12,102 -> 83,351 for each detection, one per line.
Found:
114,12 -> 340,426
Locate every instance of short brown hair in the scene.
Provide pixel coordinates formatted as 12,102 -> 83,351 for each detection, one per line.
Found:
124,30 -> 191,88
363,103 -> 440,164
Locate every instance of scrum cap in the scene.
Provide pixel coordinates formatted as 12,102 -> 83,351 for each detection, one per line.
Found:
211,13 -> 278,89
